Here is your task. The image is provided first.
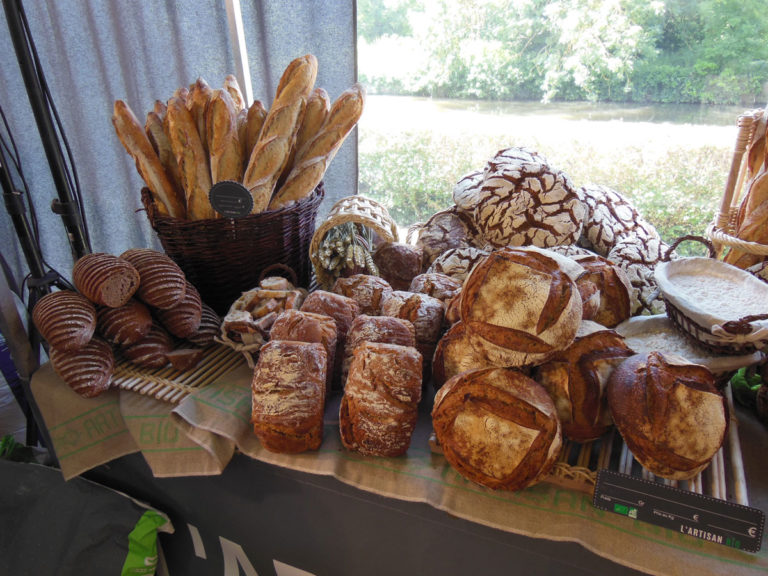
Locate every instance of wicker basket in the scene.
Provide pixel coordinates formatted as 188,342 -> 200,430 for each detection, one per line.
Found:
310,195 -> 399,289
142,184 -> 323,315
706,108 -> 768,261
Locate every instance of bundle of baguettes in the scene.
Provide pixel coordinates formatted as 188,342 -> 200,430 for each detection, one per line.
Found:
112,55 -> 365,220
724,109 -> 768,269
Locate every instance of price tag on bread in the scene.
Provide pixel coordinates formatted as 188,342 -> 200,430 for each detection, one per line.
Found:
112,54 -> 365,220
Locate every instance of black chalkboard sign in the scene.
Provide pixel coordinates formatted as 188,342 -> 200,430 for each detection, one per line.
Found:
208,181 -> 253,218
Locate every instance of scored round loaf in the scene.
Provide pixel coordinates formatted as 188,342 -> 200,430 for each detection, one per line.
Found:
341,314 -> 416,386
332,274 -> 393,316
372,242 -> 423,291
431,367 -> 562,491
154,281 -> 203,338
533,321 -> 634,442
96,298 -> 153,346
251,340 -> 327,453
119,248 -> 187,310
49,336 -> 114,398
571,254 -> 633,328
269,309 -> 338,394
380,290 -> 445,346
414,205 -> 485,271
120,322 -> 174,369
607,351 -> 728,480
460,247 -> 582,367
431,321 -> 492,390
72,252 -> 140,308
185,303 -> 221,347
32,290 -> 97,352
339,341 -> 422,457
426,246 -> 490,284
469,147 -> 585,249
409,272 -> 462,305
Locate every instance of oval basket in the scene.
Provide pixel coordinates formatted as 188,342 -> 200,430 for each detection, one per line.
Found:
706,108 -> 768,263
310,195 -> 399,289
142,184 -> 324,315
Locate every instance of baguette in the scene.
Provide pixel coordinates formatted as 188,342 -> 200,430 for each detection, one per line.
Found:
244,100 -> 267,160
206,89 -> 244,184
166,96 -> 215,220
186,77 -> 213,153
112,100 -> 185,218
269,83 -> 365,209
242,135 -> 293,212
289,87 -> 330,168
242,55 -> 317,211
223,74 -> 246,112
145,109 -> 185,208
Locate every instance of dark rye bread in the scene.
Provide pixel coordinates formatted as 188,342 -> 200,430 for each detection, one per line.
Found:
32,290 -> 97,352
119,248 -> 187,310
185,303 -> 221,347
73,252 -> 140,307
154,281 -> 203,338
49,336 -> 114,398
120,322 -> 174,368
96,298 -> 153,346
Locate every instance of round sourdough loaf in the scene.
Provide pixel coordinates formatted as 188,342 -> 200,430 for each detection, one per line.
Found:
32,290 -> 97,352
607,351 -> 728,480
409,272 -> 462,305
49,336 -> 114,398
154,280 -> 203,338
571,254 -> 633,328
372,242 -> 423,291
96,298 -> 153,346
533,321 -> 634,442
431,321 -> 491,390
460,247 -> 582,367
120,248 -> 187,310
332,274 -> 393,316
72,252 -> 140,307
431,367 -> 562,491
413,205 -> 484,270
426,246 -> 490,283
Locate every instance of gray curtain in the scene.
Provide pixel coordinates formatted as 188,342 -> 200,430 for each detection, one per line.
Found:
0,0 -> 356,302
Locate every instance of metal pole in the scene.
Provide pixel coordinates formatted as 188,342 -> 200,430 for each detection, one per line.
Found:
2,0 -> 90,260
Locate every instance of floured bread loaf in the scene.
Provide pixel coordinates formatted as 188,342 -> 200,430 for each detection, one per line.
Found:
32,290 -> 97,352
460,247 -> 582,367
533,321 -> 634,442
431,367 -> 562,491
120,322 -> 174,369
155,281 -> 203,338
49,337 -> 114,398
607,351 -> 727,480
332,274 -> 393,316
372,242 -> 423,291
73,253 -> 140,308
409,272 -> 462,305
380,290 -> 445,347
468,147 -> 585,249
607,235 -> 672,315
269,309 -> 338,392
186,303 -> 221,347
432,321 -> 491,390
413,205 -> 484,270
452,170 -> 484,214
571,254 -> 632,327
340,341 -> 422,457
341,314 -> 416,385
120,248 -> 187,310
426,246 -> 490,283
96,298 -> 153,346
251,340 -> 327,453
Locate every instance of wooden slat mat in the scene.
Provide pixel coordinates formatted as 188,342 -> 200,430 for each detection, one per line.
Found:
544,384 -> 749,506
112,344 -> 245,404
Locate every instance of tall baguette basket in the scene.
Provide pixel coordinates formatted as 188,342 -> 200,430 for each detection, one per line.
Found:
142,184 -> 324,315
706,108 -> 768,262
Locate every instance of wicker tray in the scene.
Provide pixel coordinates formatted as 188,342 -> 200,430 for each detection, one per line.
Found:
309,195 -> 399,289
112,343 -> 245,404
142,184 -> 323,315
706,108 -> 768,262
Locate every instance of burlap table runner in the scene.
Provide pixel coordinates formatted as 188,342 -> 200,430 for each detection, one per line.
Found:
30,361 -> 768,576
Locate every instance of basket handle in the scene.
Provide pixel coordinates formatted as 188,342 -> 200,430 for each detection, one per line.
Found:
721,314 -> 768,335
258,263 -> 298,286
662,234 -> 716,261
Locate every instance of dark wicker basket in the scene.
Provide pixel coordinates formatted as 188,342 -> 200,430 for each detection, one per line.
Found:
141,184 -> 324,315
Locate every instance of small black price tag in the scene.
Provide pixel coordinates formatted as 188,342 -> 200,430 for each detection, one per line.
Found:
208,181 -> 253,218
593,470 -> 764,553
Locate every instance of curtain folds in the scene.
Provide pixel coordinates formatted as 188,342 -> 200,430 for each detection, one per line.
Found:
0,0 -> 355,303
